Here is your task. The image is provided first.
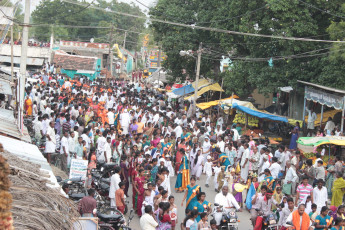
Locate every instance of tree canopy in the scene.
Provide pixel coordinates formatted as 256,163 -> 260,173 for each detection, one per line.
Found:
149,0 -> 345,97
31,0 -> 146,50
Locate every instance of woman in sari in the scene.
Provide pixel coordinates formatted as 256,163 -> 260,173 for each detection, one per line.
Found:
120,155 -> 129,196
262,168 -> 276,191
143,122 -> 154,140
175,151 -> 190,192
331,172 -> 345,207
181,176 -> 201,210
289,122 -> 300,150
134,169 -> 146,216
175,139 -> 187,173
86,150 -> 97,188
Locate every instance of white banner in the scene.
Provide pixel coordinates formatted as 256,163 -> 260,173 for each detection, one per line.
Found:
69,159 -> 88,180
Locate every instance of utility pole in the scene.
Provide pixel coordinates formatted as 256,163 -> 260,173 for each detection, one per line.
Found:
18,0 -> 30,134
193,42 -> 202,114
120,31 -> 127,74
108,25 -> 114,81
158,47 -> 162,68
48,28 -> 54,63
10,25 -> 14,82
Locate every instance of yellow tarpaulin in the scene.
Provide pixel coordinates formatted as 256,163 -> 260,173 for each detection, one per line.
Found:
191,79 -> 211,89
184,83 -> 224,100
196,95 -> 239,110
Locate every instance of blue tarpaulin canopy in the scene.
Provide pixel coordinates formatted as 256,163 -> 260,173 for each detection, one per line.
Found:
172,84 -> 195,96
232,103 -> 288,122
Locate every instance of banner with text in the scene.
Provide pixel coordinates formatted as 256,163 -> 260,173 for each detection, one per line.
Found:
305,86 -> 344,110
69,159 -> 88,180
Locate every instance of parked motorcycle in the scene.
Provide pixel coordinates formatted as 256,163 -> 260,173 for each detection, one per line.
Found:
98,208 -> 134,230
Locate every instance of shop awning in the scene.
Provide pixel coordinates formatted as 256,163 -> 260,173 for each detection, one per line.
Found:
297,136 -> 345,147
232,103 -> 288,122
168,79 -> 212,98
184,83 -> 224,100
172,84 -> 194,96
196,95 -> 239,110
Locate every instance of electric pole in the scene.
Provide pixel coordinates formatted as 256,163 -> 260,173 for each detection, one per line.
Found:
108,25 -> 114,81
18,0 -> 30,134
193,42 -> 202,114
120,31 -> 127,74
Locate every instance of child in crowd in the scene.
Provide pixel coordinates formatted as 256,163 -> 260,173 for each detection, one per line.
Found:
213,163 -> 221,192
210,219 -> 217,230
305,196 -> 313,215
115,182 -> 126,214
203,155 -> 213,188
217,166 -> 226,192
169,195 -> 177,230
309,203 -> 318,223
197,213 -> 210,230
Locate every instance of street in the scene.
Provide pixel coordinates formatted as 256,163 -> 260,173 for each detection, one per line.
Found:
124,173 -> 253,230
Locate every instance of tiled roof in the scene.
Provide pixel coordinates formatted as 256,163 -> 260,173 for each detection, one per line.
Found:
53,53 -> 97,71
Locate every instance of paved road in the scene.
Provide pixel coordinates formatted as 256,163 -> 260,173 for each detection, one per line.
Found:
123,174 -> 253,230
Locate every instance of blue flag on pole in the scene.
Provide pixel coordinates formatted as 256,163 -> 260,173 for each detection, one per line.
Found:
245,182 -> 256,210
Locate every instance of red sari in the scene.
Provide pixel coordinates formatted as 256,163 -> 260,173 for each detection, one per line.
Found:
135,176 -> 145,216
175,144 -> 186,173
132,169 -> 138,209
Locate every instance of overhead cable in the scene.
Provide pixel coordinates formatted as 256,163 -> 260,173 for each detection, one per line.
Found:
61,0 -> 345,43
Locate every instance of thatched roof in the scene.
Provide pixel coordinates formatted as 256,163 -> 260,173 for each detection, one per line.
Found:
1,150 -> 80,230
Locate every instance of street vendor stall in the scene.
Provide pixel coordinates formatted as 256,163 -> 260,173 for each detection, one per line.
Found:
297,136 -> 345,153
298,80 -> 345,132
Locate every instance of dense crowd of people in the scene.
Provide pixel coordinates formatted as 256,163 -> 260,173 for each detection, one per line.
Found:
24,64 -> 345,230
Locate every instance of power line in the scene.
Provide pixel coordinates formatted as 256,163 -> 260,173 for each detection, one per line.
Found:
61,0 -> 345,43
297,0 -> 345,20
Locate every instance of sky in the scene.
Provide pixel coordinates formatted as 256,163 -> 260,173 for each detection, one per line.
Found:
28,0 -> 156,13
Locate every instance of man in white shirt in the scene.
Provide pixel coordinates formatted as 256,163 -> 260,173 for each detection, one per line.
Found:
240,143 -> 250,182
60,131 -> 69,173
217,136 -> 225,153
97,133 -> 107,162
109,167 -> 121,208
306,107 -> 317,136
284,160 -> 298,195
324,117 -> 335,135
107,109 -> 115,126
313,179 -> 328,213
68,131 -> 76,168
140,205 -> 158,230
259,155 -> 270,182
173,124 -> 183,140
269,157 -> 282,179
120,110 -> 131,134
214,186 -> 242,225
45,121 -> 56,164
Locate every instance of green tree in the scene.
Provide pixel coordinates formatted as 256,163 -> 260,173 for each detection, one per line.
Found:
150,0 -> 345,97
31,0 -> 146,50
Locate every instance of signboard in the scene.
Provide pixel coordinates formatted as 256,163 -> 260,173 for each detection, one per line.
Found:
69,159 -> 88,179
305,86 -> 344,110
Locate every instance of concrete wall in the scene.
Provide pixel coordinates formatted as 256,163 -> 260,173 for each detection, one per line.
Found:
0,44 -> 50,58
